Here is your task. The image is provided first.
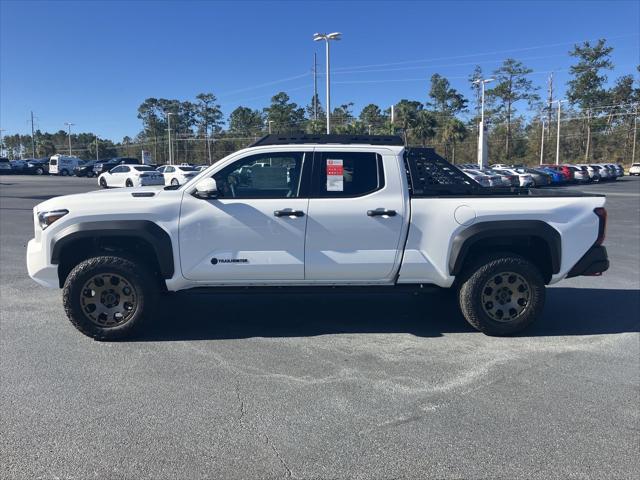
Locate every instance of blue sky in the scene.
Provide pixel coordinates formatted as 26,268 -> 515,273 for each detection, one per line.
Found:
1,0 -> 638,141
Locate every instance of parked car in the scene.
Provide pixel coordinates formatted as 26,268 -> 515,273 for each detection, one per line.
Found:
517,167 -> 552,187
25,158 -> 50,175
10,159 -> 29,172
98,164 -> 165,188
566,166 -> 590,183
73,160 -> 96,177
540,164 -> 573,182
484,168 -> 519,187
461,169 -> 491,187
575,165 -> 600,182
629,163 -> 640,176
492,167 -> 534,187
157,164 -> 199,186
93,157 -> 140,176
0,157 -> 12,174
49,155 -> 82,176
27,134 -> 610,340
535,167 -> 564,184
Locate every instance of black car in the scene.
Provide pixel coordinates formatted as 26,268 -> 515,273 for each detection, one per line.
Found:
74,160 -> 97,177
24,158 -> 50,175
93,157 -> 140,176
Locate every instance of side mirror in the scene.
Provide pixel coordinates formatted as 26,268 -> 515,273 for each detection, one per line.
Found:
194,178 -> 218,199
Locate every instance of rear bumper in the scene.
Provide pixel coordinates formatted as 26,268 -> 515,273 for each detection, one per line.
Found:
566,245 -> 609,278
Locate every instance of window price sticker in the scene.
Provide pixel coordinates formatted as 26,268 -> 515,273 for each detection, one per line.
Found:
326,159 -> 344,191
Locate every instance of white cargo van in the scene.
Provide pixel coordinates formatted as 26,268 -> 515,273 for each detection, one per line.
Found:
49,155 -> 81,176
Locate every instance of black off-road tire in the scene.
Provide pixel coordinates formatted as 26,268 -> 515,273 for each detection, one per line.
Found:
62,256 -> 158,340
457,253 -> 545,336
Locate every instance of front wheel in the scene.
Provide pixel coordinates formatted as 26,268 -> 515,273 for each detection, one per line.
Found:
458,253 -> 545,336
170,178 -> 179,186
125,179 -> 133,187
35,167 -> 44,175
99,177 -> 107,188
62,256 -> 158,340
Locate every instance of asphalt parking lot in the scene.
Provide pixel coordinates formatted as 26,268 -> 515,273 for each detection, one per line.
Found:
1,175 -> 638,479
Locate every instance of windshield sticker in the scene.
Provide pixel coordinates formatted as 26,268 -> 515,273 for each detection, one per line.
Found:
326,159 -> 344,191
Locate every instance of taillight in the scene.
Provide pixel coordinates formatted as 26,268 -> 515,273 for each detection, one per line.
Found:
594,207 -> 607,245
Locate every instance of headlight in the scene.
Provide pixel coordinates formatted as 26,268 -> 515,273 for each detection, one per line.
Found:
38,209 -> 69,229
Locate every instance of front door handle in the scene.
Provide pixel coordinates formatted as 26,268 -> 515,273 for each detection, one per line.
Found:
367,209 -> 397,217
274,209 -> 305,217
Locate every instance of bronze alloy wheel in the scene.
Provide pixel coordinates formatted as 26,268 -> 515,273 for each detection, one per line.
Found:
480,271 -> 531,322
79,273 -> 138,327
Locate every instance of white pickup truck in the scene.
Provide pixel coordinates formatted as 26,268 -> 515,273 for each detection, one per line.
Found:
27,135 -> 609,340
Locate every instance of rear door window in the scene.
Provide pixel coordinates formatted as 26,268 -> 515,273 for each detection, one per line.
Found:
312,152 -> 384,198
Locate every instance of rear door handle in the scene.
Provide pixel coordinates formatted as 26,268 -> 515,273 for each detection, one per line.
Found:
274,209 -> 305,217
367,209 -> 397,217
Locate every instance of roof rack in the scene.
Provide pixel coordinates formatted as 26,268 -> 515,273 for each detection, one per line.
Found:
249,134 -> 405,147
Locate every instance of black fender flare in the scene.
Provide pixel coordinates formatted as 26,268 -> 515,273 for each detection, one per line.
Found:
448,220 -> 561,276
50,220 -> 174,279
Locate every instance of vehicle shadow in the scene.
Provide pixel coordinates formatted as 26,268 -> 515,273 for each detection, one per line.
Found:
130,287 -> 640,342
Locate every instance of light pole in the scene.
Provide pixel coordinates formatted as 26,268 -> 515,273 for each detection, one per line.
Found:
555,99 -> 567,165
539,117 -> 545,165
64,122 -> 74,156
313,32 -> 341,134
268,120 -> 273,134
95,135 -> 99,161
472,78 -> 494,168
167,113 -> 174,165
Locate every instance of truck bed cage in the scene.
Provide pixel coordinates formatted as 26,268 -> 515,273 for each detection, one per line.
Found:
249,134 -> 405,147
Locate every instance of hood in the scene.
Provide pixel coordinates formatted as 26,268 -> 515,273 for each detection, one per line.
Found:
35,185 -> 168,213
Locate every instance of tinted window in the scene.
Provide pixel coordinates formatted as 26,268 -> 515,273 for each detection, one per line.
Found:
121,166 -> 131,173
213,152 -> 305,199
110,166 -> 124,173
178,166 -> 197,172
313,152 -> 383,197
165,166 -> 175,173
133,165 -> 154,171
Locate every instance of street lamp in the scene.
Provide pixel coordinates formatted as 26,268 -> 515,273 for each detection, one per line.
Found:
313,32 -> 342,134
554,99 -> 568,165
64,122 -> 74,156
167,113 -> 174,165
472,78 -> 494,168
268,120 -> 274,134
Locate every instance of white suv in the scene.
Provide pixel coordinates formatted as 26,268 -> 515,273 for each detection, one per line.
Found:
630,163 -> 640,176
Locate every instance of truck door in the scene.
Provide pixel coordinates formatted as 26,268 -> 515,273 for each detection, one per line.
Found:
304,150 -> 407,282
179,150 -> 311,282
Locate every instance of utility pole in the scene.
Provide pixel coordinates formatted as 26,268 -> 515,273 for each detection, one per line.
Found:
95,135 -> 99,161
313,32 -> 341,134
546,73 -> 554,143
167,113 -> 174,165
368,124 -> 372,135
472,77 -> 494,168
313,53 -> 318,121
30,111 -> 36,158
0,129 -> 5,157
632,106 -> 638,164
555,99 -> 567,165
64,122 -> 74,156
268,120 -> 273,134
390,104 -> 395,134
540,117 -> 545,165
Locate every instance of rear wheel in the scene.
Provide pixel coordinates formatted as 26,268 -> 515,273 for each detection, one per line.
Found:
35,167 -> 44,175
458,253 -> 545,336
62,256 -> 158,340
60,169 -> 69,176
170,178 -> 179,186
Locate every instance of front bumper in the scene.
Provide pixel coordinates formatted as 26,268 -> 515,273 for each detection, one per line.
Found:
566,245 -> 609,278
27,239 -> 59,288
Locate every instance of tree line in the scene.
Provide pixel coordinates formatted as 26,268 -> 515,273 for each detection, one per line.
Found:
2,39 -> 638,166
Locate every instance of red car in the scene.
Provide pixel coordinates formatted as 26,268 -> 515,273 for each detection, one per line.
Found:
540,164 -> 573,182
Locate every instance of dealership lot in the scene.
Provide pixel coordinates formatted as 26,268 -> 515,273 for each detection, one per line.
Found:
1,176 -> 638,479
